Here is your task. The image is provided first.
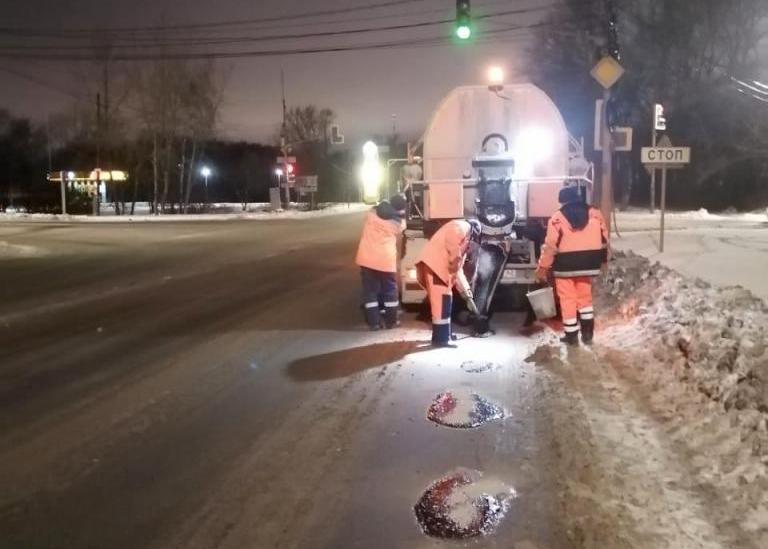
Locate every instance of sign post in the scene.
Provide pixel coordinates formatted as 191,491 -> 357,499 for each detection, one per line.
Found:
590,55 -> 625,235
296,175 -> 318,210
59,171 -> 67,215
650,104 -> 667,213
641,137 -> 691,252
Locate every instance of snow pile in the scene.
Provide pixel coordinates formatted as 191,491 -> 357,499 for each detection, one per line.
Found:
598,251 -> 768,417
593,252 -> 768,540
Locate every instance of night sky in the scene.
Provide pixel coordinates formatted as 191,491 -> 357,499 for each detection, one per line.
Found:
0,0 -> 545,145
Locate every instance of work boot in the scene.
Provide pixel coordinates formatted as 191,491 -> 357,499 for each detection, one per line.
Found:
560,331 -> 579,346
473,316 -> 494,338
384,305 -> 400,329
580,318 -> 595,345
432,340 -> 458,349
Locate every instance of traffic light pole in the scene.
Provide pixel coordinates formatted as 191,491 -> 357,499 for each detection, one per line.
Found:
281,139 -> 290,208
600,87 -> 614,235
650,129 -> 656,213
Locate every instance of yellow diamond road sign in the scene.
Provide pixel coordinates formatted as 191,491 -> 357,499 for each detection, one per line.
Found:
591,56 -> 625,89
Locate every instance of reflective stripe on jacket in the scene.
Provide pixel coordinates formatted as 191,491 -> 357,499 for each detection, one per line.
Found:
416,219 -> 472,289
539,207 -> 608,278
355,210 -> 405,273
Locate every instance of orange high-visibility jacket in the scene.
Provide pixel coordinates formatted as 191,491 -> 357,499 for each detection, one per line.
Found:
417,219 -> 472,289
539,206 -> 609,277
355,209 -> 405,273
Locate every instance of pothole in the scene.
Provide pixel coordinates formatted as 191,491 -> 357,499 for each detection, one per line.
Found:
414,468 -> 516,539
460,360 -> 499,373
427,388 -> 505,428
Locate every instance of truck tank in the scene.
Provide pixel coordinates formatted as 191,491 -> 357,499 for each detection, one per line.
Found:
400,83 -> 592,330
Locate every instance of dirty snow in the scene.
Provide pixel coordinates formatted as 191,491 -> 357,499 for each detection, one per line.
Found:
528,251 -> 768,547
0,202 -> 368,223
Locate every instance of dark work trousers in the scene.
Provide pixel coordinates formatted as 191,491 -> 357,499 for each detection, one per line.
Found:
360,267 -> 399,329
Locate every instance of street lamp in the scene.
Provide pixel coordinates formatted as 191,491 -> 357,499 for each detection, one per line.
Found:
200,165 -> 212,207
360,141 -> 382,204
488,65 -> 505,92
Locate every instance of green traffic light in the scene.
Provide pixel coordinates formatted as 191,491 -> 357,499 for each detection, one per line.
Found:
456,25 -> 471,40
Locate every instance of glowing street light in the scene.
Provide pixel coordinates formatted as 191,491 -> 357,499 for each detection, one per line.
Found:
360,141 -> 382,204
200,165 -> 212,206
488,65 -> 505,92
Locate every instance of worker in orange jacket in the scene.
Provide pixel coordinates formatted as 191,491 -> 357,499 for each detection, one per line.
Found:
416,219 -> 482,347
535,186 -> 608,345
355,194 -> 407,330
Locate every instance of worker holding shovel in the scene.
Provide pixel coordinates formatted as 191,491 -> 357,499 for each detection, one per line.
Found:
416,219 -> 482,347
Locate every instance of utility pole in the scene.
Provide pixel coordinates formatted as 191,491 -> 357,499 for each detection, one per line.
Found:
600,0 -> 621,234
280,68 -> 290,208
95,92 -> 102,216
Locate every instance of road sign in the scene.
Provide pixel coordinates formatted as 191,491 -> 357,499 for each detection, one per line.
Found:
594,100 -> 632,151
641,146 -> 691,167
330,125 -> 345,145
654,104 -> 667,131
590,56 -> 625,89
296,175 -> 318,193
641,135 -> 692,253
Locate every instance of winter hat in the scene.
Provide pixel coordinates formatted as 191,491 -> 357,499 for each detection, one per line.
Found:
558,186 -> 583,205
467,219 -> 483,241
389,193 -> 407,215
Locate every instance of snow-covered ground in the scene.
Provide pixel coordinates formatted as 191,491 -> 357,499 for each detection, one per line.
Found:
613,209 -> 768,301
525,251 -> 768,547
0,202 -> 368,223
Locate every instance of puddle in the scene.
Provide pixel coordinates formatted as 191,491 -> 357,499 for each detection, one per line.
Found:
427,388 -> 505,428
414,468 -> 516,539
460,360 -> 499,373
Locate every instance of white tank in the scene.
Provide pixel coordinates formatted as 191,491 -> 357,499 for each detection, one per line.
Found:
422,84 -> 570,219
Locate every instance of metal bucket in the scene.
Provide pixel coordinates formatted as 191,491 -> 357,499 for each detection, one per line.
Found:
526,286 -> 557,320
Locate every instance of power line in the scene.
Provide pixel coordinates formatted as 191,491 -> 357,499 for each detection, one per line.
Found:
0,21 -> 556,62
0,5 -> 558,52
0,0 -> 435,35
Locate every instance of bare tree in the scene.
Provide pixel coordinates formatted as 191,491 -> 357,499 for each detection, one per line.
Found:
283,105 -> 334,150
528,0 -> 768,204
134,59 -> 222,214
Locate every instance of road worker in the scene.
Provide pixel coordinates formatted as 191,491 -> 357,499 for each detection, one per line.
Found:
416,219 -> 482,347
355,194 -> 408,330
535,186 -> 608,345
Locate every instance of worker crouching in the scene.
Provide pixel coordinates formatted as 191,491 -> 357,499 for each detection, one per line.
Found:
416,219 -> 482,347
535,187 -> 608,346
355,194 -> 407,330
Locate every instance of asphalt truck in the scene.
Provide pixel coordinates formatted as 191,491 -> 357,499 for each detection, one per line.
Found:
399,79 -> 594,330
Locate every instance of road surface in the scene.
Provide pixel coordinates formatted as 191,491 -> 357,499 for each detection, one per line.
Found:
0,215 -> 571,549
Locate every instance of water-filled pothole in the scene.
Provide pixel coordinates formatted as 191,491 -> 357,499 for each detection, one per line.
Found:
460,360 -> 499,373
414,468 -> 516,539
427,388 -> 505,428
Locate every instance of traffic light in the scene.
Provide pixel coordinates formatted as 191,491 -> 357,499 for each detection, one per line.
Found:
456,0 -> 471,40
286,162 -> 296,184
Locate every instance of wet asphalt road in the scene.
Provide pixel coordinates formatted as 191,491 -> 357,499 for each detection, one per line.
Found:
0,214 -> 570,549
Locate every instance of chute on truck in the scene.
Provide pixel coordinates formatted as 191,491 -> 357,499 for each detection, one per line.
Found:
400,82 -> 593,330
